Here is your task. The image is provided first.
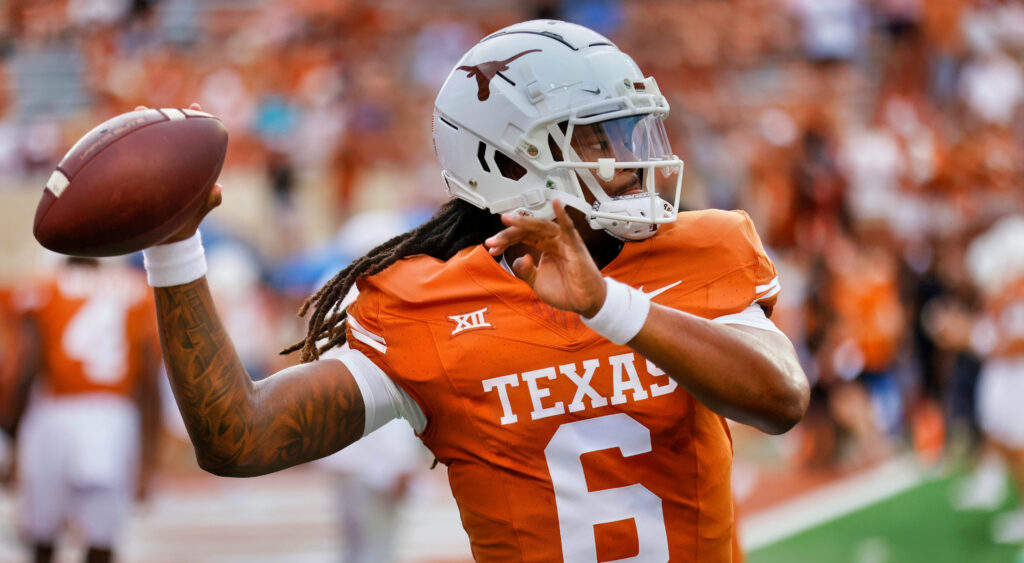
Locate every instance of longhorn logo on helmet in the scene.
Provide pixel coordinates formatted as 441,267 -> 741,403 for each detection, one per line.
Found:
457,49 -> 541,101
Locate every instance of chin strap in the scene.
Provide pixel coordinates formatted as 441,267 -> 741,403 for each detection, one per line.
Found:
590,194 -> 674,241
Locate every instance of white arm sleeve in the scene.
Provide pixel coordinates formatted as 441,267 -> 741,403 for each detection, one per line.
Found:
330,350 -> 427,436
712,303 -> 785,335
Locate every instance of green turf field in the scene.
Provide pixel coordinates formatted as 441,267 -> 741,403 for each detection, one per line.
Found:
748,474 -> 1024,563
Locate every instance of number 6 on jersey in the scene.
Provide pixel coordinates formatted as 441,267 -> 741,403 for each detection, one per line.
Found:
545,414 -> 670,562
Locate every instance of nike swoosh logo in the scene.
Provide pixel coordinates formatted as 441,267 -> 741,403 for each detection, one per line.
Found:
639,280 -> 682,298
581,87 -> 601,95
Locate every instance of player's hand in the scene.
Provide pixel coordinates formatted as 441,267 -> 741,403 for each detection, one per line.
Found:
485,200 -> 607,317
162,181 -> 222,243
134,102 -> 223,244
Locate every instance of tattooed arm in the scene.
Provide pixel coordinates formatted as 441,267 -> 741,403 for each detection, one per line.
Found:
155,277 -> 365,477
143,155 -> 365,476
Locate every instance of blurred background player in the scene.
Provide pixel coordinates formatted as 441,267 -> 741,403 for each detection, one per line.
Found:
312,213 -> 432,563
0,283 -> 24,485
964,215 -> 1024,545
315,418 -> 428,563
1,257 -> 161,563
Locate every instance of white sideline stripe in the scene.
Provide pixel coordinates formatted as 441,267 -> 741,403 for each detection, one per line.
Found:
739,455 -> 926,551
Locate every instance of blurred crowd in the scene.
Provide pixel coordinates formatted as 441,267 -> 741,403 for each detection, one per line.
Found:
1,0 -> 1024,556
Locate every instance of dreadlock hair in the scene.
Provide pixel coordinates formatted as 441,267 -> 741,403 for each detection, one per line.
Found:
283,198 -> 505,362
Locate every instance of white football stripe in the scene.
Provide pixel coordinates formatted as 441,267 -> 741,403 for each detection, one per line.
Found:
758,284 -> 781,301
45,170 -> 70,197
755,277 -> 780,294
182,108 -> 214,118
756,277 -> 781,301
159,108 -> 187,121
351,329 -> 386,354
348,316 -> 385,345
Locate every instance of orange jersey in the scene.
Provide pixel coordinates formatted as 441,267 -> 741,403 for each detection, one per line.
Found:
0,286 -> 22,413
17,265 -> 157,398
830,254 -> 903,372
347,209 -> 779,562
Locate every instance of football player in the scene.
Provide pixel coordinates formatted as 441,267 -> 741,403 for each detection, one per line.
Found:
6,257 -> 161,563
965,215 -> 1024,544
145,20 -> 809,561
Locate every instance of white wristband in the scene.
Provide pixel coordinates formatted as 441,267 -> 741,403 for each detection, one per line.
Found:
142,231 -> 207,287
581,277 -> 651,345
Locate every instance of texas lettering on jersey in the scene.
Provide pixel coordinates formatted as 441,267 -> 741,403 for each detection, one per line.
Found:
346,209 -> 779,562
482,353 -> 676,425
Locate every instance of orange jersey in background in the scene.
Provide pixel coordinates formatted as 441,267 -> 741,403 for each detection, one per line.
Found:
347,209 -> 779,562
0,286 -> 22,415
17,265 -> 157,398
830,251 -> 904,373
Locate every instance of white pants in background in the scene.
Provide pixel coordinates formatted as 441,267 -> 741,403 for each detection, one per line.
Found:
16,393 -> 139,548
978,357 -> 1024,449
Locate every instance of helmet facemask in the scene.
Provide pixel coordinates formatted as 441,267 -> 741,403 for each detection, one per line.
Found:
539,106 -> 684,241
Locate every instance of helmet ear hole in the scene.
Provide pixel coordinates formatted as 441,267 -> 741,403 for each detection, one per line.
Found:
494,151 -> 527,181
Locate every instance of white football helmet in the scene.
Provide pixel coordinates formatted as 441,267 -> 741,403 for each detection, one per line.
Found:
433,19 -> 684,241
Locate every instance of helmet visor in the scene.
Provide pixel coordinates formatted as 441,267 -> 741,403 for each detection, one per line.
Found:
569,114 -> 674,163
561,113 -> 682,204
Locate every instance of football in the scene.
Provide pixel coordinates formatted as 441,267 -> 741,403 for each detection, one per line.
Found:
33,108 -> 228,257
